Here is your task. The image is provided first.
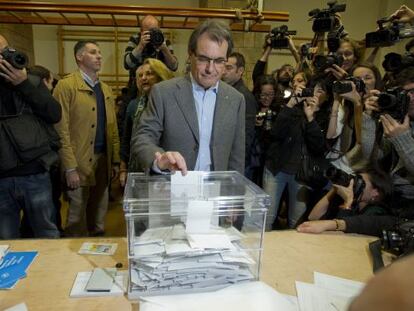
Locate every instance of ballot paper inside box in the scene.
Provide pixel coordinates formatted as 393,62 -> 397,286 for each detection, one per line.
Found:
123,171 -> 271,299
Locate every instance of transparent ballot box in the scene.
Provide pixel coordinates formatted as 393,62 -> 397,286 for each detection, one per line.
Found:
123,171 -> 270,299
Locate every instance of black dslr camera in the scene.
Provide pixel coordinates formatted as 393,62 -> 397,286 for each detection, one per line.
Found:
313,53 -> 344,71
269,25 -> 297,49
332,76 -> 365,94
149,28 -> 164,47
309,0 -> 346,33
0,47 -> 28,69
382,52 -> 414,73
297,88 -> 314,97
374,87 -> 409,122
324,167 -> 366,204
382,220 -> 414,257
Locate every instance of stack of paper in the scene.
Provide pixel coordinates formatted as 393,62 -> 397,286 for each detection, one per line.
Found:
295,272 -> 365,311
139,281 -> 297,311
130,224 -> 256,296
0,251 -> 38,289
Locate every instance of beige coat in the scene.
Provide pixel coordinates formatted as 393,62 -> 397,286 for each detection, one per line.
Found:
53,70 -> 120,185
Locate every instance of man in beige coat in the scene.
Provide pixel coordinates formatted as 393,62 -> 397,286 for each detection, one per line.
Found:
54,40 -> 120,236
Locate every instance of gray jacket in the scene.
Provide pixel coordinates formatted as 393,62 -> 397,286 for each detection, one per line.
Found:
131,75 -> 245,174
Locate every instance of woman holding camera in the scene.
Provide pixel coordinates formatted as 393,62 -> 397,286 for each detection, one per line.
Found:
326,62 -> 383,174
297,167 -> 392,234
263,78 -> 326,229
245,75 -> 277,187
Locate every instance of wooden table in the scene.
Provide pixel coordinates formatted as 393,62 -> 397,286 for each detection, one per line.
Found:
0,231 -> 377,310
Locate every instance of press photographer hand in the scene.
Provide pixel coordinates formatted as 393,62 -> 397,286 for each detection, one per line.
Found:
303,96 -> 320,122
334,179 -> 354,210
390,5 -> 414,24
0,57 -> 27,85
380,114 -> 410,138
338,81 -> 362,105
138,30 -> 151,49
325,64 -> 348,81
363,90 -> 380,115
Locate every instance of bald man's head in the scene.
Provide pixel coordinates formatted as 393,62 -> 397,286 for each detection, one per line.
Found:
141,15 -> 159,32
0,35 -> 9,51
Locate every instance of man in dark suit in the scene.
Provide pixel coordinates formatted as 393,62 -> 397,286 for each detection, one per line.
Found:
222,52 -> 257,176
131,20 -> 245,175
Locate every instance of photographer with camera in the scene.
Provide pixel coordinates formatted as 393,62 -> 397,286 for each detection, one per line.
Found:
325,62 -> 382,175
252,26 -> 298,106
297,166 -> 392,234
0,35 -> 61,239
124,15 -> 178,87
360,65 -> 414,214
263,81 -> 326,229
245,75 -> 277,187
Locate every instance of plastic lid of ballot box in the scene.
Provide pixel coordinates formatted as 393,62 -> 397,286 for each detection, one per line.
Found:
123,171 -> 271,299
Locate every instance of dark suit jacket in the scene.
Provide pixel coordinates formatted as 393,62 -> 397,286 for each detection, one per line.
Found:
232,79 -> 257,164
131,75 -> 246,173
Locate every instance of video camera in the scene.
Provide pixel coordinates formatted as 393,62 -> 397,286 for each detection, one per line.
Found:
324,167 -> 366,205
268,25 -> 297,49
382,52 -> 414,73
374,87 -> 409,122
382,220 -> 414,257
309,0 -> 346,33
149,28 -> 165,48
365,18 -> 401,48
313,53 -> 344,71
332,76 -> 365,94
0,47 -> 28,69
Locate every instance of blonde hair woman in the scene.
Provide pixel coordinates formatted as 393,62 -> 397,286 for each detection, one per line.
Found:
119,58 -> 173,186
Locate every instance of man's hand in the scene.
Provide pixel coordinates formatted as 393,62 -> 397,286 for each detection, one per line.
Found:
380,114 -> 410,138
390,5 -> 414,24
119,170 -> 127,187
334,179 -> 354,210
297,220 -> 335,234
66,170 -> 81,190
0,57 -> 27,86
325,64 -> 348,81
138,30 -> 151,49
155,151 -> 188,175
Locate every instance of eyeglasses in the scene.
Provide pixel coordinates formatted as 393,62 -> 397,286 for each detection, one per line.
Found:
260,93 -> 275,98
194,54 -> 227,68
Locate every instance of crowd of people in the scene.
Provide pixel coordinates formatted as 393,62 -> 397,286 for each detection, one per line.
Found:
0,4 -> 413,244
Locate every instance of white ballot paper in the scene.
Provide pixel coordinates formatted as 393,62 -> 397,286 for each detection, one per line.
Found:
185,200 -> 214,234
139,281 -> 297,311
130,225 -> 255,296
313,272 -> 365,297
296,280 -> 359,311
171,171 -> 203,216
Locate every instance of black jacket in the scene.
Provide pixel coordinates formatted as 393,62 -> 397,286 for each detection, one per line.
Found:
265,104 -> 326,175
232,79 -> 257,164
0,75 -> 62,177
